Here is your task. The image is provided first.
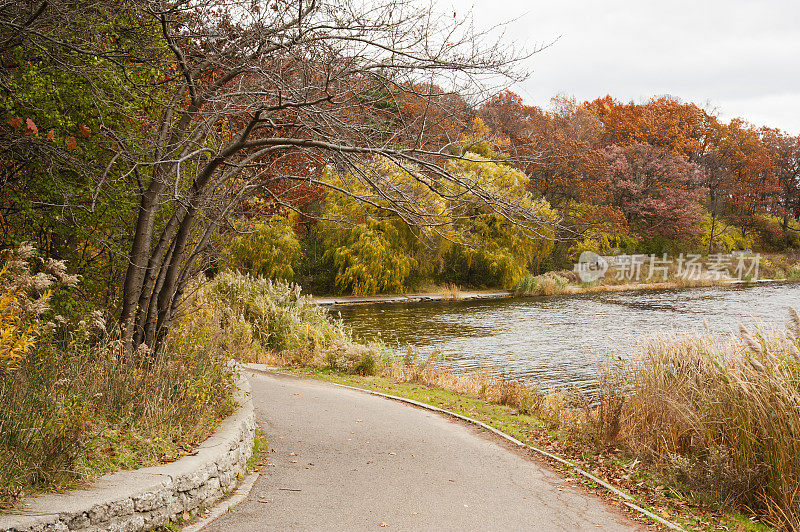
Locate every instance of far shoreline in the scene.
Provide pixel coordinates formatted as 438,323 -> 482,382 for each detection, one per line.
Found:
310,277 -> 795,307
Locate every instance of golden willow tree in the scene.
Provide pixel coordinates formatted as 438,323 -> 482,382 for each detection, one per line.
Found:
3,0 -> 558,354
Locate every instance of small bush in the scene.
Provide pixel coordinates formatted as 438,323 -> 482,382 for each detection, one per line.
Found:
353,353 -> 377,376
787,264 -> 800,281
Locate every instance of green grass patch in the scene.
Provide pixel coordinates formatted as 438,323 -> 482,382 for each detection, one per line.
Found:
248,427 -> 269,472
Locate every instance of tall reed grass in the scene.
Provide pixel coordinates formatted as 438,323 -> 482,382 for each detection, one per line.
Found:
592,310 -> 800,528
193,271 -> 379,374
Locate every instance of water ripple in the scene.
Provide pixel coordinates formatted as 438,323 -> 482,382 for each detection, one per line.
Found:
338,283 -> 800,393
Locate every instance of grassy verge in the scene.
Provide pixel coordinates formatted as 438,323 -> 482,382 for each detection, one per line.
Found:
0,247 -> 236,509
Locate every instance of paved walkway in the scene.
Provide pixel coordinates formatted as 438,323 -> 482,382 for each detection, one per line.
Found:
205,371 -> 645,531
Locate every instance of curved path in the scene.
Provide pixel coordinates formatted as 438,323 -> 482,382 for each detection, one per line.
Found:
205,370 -> 646,531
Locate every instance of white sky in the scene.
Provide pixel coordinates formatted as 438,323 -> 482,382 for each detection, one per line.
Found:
445,0 -> 800,133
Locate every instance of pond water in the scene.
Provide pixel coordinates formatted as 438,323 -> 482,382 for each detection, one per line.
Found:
336,283 -> 800,393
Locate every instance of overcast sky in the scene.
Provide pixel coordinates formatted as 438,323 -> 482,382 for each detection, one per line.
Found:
446,0 -> 800,133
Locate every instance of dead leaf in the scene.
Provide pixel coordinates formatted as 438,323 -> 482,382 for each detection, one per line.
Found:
7,116 -> 23,131
25,118 -> 38,136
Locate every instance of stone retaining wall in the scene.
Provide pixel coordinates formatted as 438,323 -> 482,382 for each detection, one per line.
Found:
0,373 -> 255,532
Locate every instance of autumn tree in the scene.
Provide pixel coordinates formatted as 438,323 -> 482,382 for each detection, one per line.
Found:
3,0 -> 552,354
602,143 -> 704,243
589,95 -> 710,159
760,128 -> 800,237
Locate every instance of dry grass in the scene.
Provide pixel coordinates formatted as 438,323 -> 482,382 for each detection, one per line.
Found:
0,247 -> 235,508
515,272 -> 570,296
590,309 -> 800,529
439,283 -> 462,300
0,325 -> 235,508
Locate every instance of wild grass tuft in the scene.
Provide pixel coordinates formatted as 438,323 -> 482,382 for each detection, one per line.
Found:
439,283 -> 462,300
515,273 -> 569,296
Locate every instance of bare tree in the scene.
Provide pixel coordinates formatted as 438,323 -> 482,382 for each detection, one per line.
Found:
4,0 -> 553,355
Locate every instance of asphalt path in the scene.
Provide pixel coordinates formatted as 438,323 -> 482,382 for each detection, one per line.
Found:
205,370 -> 646,531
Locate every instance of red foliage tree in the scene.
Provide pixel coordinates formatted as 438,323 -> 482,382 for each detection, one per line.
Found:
602,143 -> 704,240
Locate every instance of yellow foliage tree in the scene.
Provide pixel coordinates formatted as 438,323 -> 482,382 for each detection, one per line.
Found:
319,158 -> 447,295
223,215 -> 302,281
441,154 -> 558,288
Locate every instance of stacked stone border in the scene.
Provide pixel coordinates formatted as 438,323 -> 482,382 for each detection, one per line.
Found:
0,372 -> 255,532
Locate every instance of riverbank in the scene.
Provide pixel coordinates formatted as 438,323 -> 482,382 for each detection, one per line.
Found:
246,306 -> 800,530
310,251 -> 800,307
310,289 -> 513,306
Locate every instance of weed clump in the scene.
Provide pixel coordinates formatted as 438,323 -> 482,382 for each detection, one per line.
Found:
515,273 -> 569,296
